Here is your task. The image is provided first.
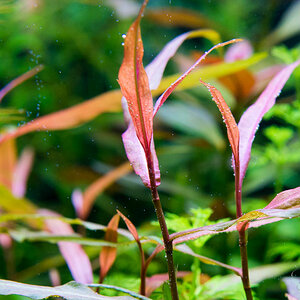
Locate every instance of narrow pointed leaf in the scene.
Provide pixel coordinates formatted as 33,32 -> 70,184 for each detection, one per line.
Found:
42,210 -> 93,284
171,188 -> 300,244
154,51 -> 265,97
117,210 -> 139,243
199,80 -> 239,166
153,39 -> 242,116
238,59 -> 300,187
0,65 -> 44,103
100,214 -> 120,282
0,90 -> 122,144
118,0 -> 153,151
78,162 -> 132,219
0,280 -> 136,299
145,29 -> 221,90
174,244 -> 241,275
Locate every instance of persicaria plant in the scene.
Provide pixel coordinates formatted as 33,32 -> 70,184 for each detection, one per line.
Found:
0,0 -> 300,299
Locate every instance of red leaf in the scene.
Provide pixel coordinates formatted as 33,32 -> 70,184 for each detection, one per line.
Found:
100,214 -> 120,282
116,210 -> 139,243
118,0 -> 153,152
199,80 -> 239,167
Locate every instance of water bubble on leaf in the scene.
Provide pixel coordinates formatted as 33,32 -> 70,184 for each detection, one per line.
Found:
122,34 -> 126,39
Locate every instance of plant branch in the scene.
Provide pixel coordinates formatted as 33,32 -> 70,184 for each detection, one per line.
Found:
137,242 -> 146,295
147,152 -> 179,300
238,223 -> 253,300
235,167 -> 253,300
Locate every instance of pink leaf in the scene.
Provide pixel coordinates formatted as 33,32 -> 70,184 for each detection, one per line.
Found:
145,272 -> 189,297
12,148 -> 34,198
153,39 -> 242,116
0,234 -> 13,249
71,189 -> 84,219
0,65 -> 44,103
224,40 -> 253,63
238,59 -> 300,187
40,210 -> 93,284
145,30 -> 216,90
49,269 -> 61,287
264,187 -> 300,209
122,119 -> 159,187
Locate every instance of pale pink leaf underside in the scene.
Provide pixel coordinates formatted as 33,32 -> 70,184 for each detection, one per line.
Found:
238,60 -> 300,187
40,210 -> 93,284
224,40 -> 253,63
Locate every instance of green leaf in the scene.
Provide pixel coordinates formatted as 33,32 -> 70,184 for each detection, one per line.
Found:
158,101 -> 224,149
7,229 -> 127,247
0,280 -> 139,299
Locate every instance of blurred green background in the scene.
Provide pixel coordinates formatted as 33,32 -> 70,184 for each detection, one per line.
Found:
1,0 -> 300,299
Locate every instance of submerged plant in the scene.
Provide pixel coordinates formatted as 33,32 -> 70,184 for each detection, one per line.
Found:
0,0 -> 300,300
